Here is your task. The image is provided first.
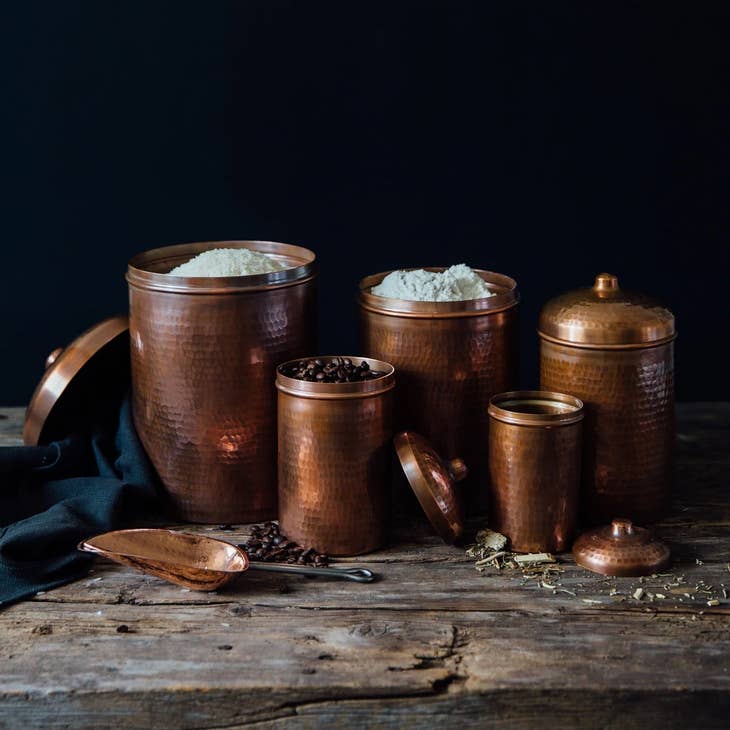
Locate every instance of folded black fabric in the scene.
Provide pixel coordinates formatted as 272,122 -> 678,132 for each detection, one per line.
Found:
0,395 -> 162,608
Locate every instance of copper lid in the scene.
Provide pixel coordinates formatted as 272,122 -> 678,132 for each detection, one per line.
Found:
394,431 -> 467,544
538,273 -> 675,348
24,316 -> 130,445
572,518 -> 671,577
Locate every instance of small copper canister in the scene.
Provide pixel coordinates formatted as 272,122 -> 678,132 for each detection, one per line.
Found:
488,391 -> 584,553
127,241 -> 317,523
539,273 -> 676,525
358,269 -> 519,507
276,357 -> 395,556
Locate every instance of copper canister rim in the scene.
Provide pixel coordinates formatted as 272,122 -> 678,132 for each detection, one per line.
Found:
127,240 -> 317,294
358,268 -> 519,318
537,329 -> 677,351
488,390 -> 585,427
276,356 -> 395,399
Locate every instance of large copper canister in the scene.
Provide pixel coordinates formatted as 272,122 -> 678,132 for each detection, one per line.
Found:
488,391 -> 584,553
276,357 -> 395,556
358,269 -> 519,509
539,273 -> 676,525
127,241 -> 317,523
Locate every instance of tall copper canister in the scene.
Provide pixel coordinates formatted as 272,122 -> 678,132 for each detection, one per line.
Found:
488,391 -> 584,553
127,241 -> 317,523
539,273 -> 676,525
277,357 -> 395,556
358,269 -> 519,508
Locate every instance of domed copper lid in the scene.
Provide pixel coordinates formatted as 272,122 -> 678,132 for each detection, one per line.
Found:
394,431 -> 466,544
572,518 -> 671,577
539,273 -> 675,348
24,316 -> 130,445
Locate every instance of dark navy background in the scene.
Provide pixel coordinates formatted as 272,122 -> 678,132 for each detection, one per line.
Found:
3,1 -> 728,405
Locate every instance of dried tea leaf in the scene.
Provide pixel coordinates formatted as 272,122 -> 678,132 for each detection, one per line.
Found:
513,553 -> 555,566
475,528 -> 508,553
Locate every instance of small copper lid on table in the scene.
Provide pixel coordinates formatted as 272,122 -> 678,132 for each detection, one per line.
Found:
539,273 -> 676,348
572,518 -> 671,577
394,431 -> 467,544
24,315 -> 130,445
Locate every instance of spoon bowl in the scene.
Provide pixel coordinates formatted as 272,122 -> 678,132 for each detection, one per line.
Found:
79,528 -> 249,590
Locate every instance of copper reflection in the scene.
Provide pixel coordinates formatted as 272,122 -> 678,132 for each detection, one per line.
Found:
127,241 -> 318,523
488,391 -> 584,553
358,269 -> 519,512
276,357 -> 395,557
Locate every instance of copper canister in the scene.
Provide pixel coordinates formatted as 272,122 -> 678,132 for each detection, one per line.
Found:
127,241 -> 317,523
276,357 -> 395,556
358,269 -> 519,508
488,391 -> 584,553
539,273 -> 676,525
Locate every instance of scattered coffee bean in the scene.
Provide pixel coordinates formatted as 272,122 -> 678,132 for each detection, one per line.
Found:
239,522 -> 329,567
279,358 -> 386,384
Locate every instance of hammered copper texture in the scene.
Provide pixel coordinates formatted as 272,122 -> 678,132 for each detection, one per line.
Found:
128,242 -> 317,523
540,340 -> 674,525
359,272 -> 518,513
572,519 -> 671,577
277,360 -> 394,557
488,401 -> 583,553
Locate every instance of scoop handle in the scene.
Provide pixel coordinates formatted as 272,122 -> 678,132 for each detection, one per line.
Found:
248,562 -> 375,583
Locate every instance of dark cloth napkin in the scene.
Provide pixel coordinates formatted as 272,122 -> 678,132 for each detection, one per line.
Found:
0,395 -> 162,608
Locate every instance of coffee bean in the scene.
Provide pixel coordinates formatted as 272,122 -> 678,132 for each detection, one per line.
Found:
239,523 -> 329,567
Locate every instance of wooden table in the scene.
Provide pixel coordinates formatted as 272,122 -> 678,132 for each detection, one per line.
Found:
1,404 -> 729,728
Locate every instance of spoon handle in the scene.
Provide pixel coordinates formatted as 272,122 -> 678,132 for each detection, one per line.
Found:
248,562 -> 375,583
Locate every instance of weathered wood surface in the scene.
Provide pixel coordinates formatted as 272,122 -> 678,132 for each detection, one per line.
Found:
0,404 -> 729,729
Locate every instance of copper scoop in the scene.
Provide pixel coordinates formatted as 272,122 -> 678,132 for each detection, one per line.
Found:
78,529 -> 375,591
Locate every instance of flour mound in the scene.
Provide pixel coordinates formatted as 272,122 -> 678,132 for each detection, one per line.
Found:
371,264 -> 494,302
169,248 -> 285,277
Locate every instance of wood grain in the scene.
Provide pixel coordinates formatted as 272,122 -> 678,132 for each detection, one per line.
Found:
1,404 -> 729,728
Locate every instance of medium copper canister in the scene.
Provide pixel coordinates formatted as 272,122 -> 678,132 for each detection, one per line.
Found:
488,391 -> 584,553
539,273 -> 676,525
358,269 -> 519,509
276,357 -> 395,556
127,241 -> 317,523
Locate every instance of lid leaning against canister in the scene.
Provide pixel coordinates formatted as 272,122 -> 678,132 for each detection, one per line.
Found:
394,432 -> 468,544
538,273 -> 676,348
24,316 -> 130,446
572,518 -> 671,577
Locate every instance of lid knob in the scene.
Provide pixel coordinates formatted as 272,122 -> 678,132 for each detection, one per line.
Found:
447,458 -> 468,483
45,347 -> 64,369
610,518 -> 634,538
594,273 -> 619,292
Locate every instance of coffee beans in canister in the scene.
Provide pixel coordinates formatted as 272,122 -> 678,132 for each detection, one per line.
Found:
279,357 -> 384,384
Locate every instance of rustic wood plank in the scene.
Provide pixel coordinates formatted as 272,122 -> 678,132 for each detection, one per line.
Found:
0,407 -> 24,446
1,604 -> 729,728
0,403 -> 728,728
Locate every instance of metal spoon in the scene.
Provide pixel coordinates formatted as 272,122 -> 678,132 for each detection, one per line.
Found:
78,528 -> 376,591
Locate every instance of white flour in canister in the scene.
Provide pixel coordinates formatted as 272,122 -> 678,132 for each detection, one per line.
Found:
168,248 -> 285,276
371,264 -> 494,301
